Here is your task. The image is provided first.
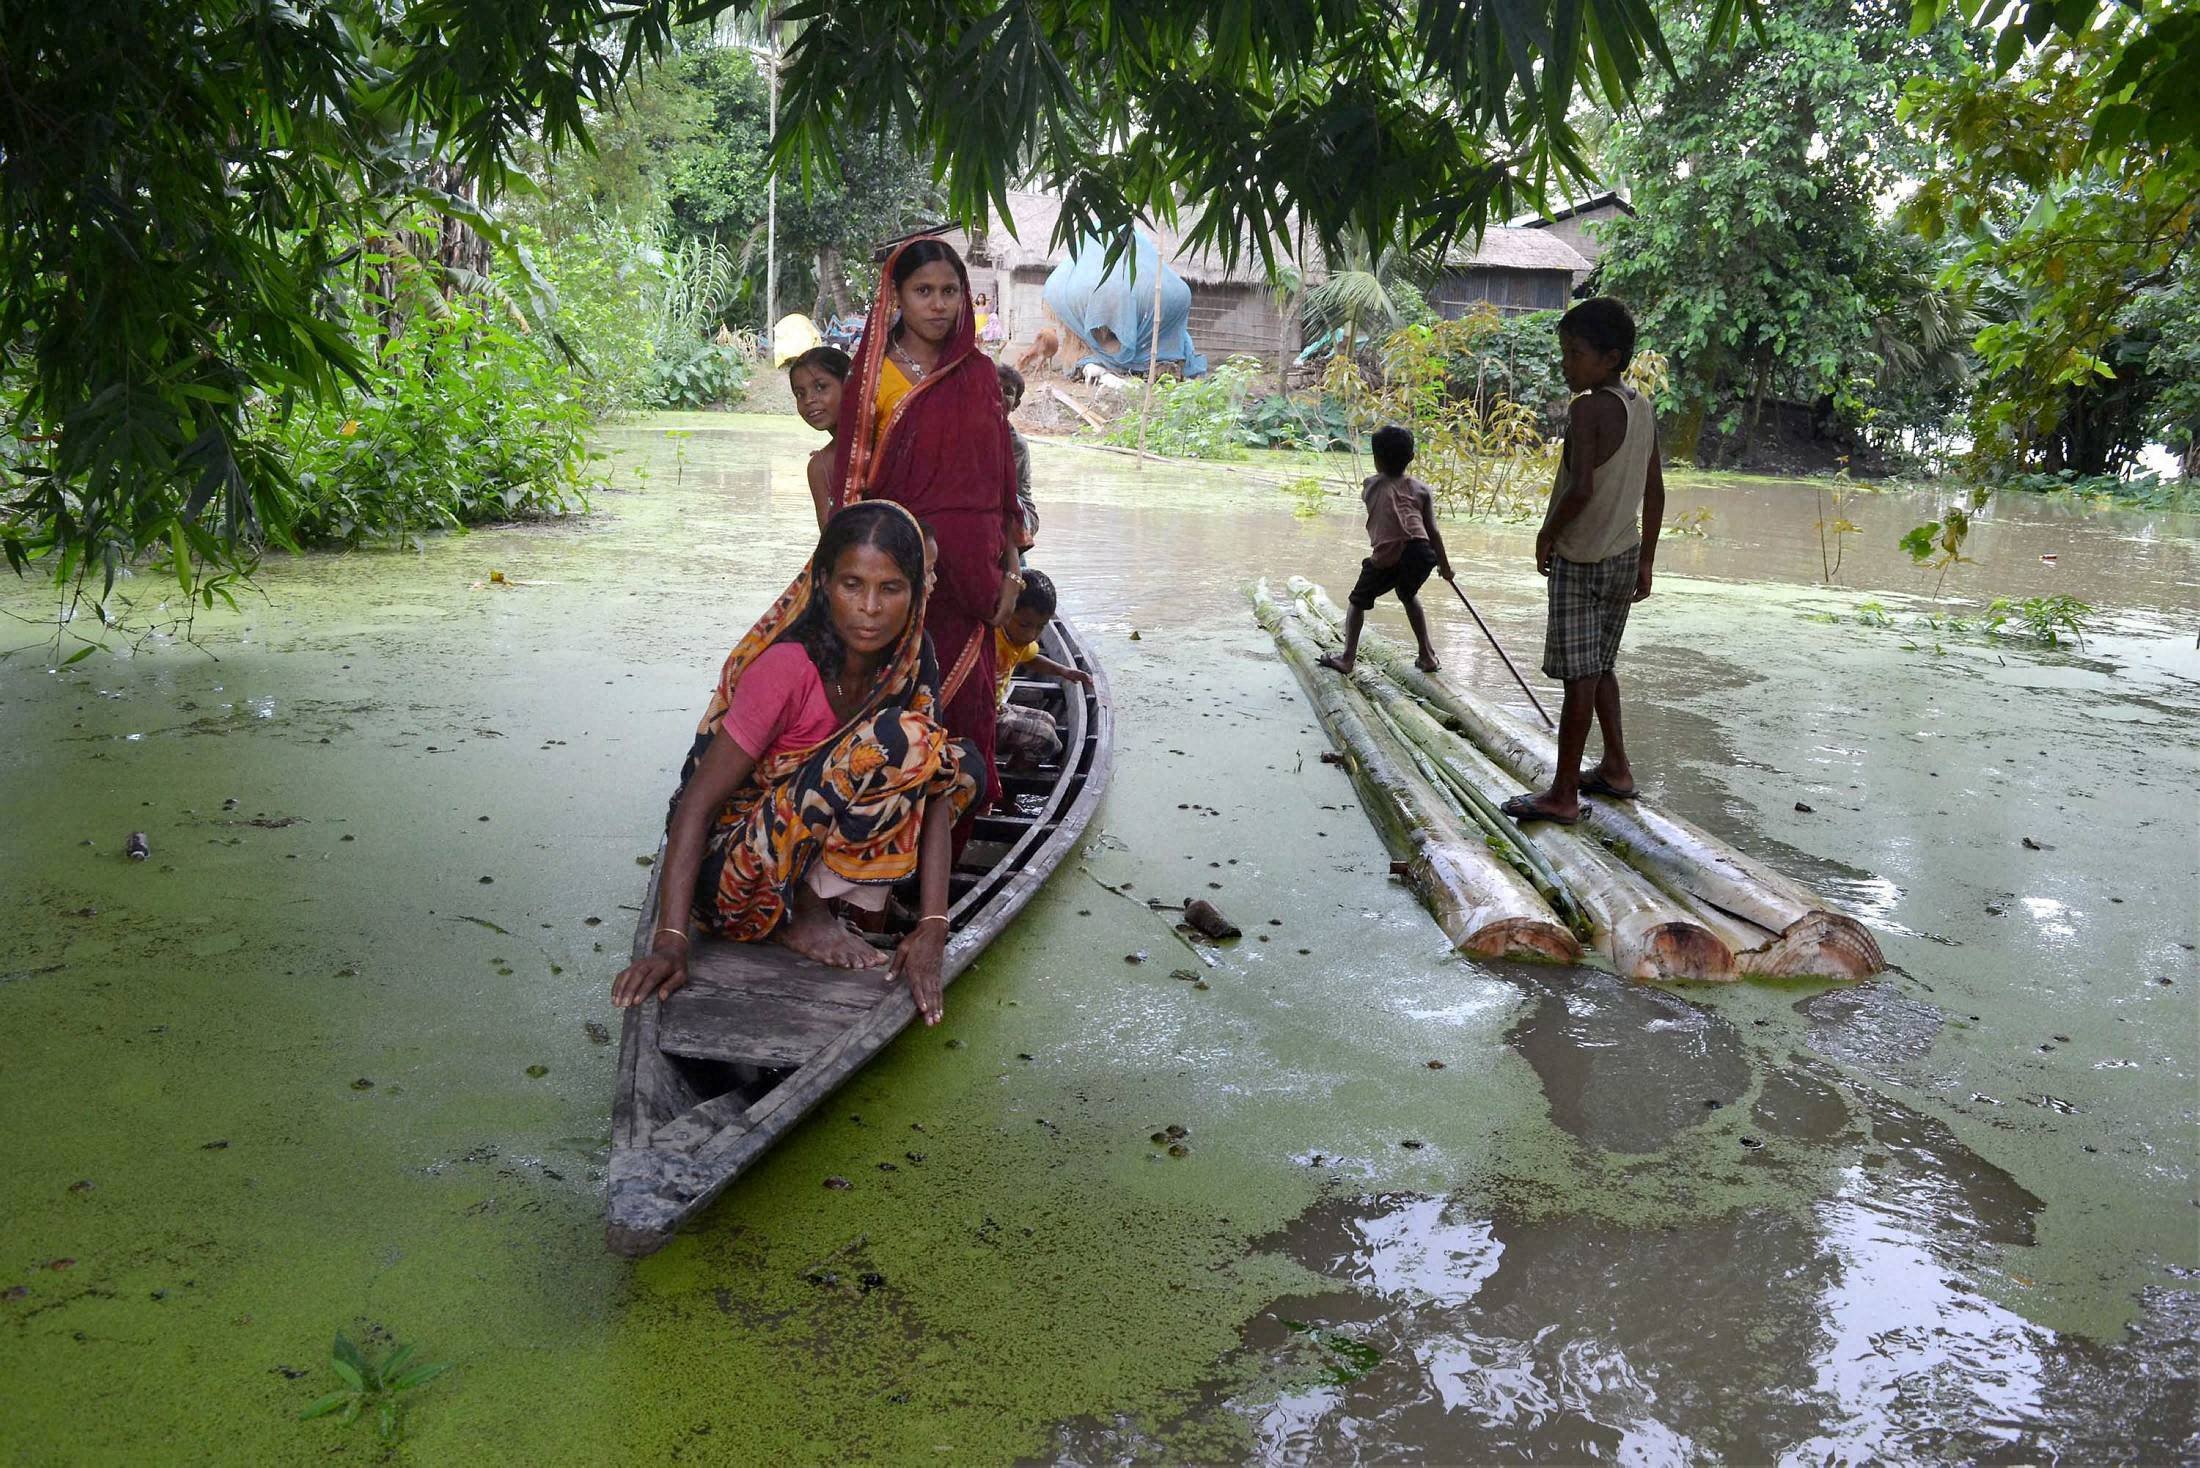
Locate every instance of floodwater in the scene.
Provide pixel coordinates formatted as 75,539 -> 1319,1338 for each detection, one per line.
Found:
2,413 -> 2193,1463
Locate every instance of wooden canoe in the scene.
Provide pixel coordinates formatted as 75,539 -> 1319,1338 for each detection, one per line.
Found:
605,619 -> 1112,1257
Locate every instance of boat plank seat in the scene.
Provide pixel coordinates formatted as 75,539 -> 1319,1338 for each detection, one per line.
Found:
677,941 -> 891,1010
657,982 -> 875,1068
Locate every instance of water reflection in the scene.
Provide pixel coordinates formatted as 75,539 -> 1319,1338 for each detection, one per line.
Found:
1210,972 -> 2194,1463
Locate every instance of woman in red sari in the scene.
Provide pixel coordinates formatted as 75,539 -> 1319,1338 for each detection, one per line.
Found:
831,237 -> 1025,810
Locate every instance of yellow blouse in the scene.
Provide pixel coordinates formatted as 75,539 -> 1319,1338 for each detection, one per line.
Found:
872,356 -> 915,446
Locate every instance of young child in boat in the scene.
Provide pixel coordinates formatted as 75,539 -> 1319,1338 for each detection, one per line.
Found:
1500,296 -> 1664,827
994,569 -> 1091,768
1317,424 -> 1453,676
789,346 -> 852,528
996,361 -> 1038,550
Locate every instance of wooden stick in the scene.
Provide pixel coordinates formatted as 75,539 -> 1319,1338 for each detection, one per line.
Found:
1441,576 -> 1554,728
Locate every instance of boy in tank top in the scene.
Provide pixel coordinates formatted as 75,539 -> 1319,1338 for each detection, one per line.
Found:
1501,297 -> 1665,826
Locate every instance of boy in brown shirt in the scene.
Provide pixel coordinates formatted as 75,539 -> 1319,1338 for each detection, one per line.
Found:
1318,425 -> 1453,675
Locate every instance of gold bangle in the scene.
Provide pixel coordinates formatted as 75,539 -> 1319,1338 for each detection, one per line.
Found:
653,927 -> 691,948
915,914 -> 950,931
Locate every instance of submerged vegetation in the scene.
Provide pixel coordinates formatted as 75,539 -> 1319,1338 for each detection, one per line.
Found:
1847,592 -> 2094,651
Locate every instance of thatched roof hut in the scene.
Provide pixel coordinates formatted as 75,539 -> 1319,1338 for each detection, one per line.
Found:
939,191 -> 1325,368
1433,227 -> 1592,317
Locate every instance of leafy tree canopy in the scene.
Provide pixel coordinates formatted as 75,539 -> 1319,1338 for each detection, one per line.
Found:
1904,0 -> 2196,474
1596,0 -> 1969,461
5,0 -> 1746,596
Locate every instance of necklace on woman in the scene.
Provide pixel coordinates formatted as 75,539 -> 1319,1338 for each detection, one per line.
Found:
891,342 -> 929,380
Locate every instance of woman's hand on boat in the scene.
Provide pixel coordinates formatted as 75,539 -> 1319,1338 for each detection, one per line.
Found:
889,926 -> 948,1025
612,947 -> 689,1008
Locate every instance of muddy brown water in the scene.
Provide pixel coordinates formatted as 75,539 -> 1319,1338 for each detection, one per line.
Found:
0,413 -> 2192,1462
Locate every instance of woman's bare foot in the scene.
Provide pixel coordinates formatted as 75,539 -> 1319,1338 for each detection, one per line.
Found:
780,890 -> 887,969
1316,652 -> 1354,674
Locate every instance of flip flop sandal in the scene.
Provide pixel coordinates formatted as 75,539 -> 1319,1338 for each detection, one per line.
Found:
1579,773 -> 1638,801
1500,795 -> 1579,826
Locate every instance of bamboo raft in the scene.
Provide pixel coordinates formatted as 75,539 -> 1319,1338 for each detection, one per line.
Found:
1257,579 -> 1882,983
606,620 -> 1112,1257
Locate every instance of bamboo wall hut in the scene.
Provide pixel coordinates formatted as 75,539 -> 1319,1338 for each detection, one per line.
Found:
1431,228 -> 1591,318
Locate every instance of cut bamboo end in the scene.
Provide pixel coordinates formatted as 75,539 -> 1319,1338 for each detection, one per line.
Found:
1459,915 -> 1582,963
1623,922 -> 1741,983
1738,911 -> 1884,981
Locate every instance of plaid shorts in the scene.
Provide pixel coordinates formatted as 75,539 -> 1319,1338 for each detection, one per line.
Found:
1542,546 -> 1640,681
996,700 -> 1062,769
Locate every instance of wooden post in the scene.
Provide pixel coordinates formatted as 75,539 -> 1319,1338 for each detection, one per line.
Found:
1136,236 -> 1164,469
764,11 -> 778,349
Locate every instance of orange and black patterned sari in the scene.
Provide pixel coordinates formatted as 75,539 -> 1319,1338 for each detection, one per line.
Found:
668,505 -> 979,941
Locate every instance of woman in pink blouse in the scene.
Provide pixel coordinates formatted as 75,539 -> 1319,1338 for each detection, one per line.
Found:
612,503 -> 977,1025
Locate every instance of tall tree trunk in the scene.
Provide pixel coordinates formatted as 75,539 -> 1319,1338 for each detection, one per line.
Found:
817,244 -> 854,317
1741,351 -> 1770,466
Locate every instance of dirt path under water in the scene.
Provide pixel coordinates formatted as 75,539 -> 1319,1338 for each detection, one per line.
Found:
1,413 -> 2193,1462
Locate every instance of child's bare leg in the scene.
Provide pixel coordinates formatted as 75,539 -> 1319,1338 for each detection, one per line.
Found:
1401,594 -> 1440,671
1506,675 -> 1597,821
1317,605 -> 1366,674
1584,670 -> 1636,793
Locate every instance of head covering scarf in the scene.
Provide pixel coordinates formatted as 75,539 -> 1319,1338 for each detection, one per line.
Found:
690,499 -> 937,759
828,236 -> 1023,809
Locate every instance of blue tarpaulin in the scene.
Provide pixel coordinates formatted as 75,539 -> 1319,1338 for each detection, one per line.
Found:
1041,233 -> 1208,379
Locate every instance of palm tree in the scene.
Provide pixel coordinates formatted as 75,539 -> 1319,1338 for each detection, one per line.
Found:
1304,231 -> 1430,362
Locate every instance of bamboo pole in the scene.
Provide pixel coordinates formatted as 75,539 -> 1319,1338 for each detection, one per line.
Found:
1289,579 -> 1882,980
1297,608 -> 1735,981
1253,584 -> 1577,963
1136,239 -> 1165,469
1360,671 -> 1736,982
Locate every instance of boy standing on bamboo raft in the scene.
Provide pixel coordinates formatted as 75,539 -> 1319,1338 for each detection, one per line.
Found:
1501,297 -> 1664,827
1318,424 -> 1453,676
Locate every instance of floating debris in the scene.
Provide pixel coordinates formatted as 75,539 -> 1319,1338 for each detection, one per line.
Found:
1182,898 -> 1241,940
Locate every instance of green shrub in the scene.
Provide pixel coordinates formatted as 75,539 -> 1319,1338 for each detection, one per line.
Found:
1105,354 -> 1265,459
274,294 -> 603,546
1241,393 -> 1356,450
647,340 -> 749,408
527,221 -> 661,416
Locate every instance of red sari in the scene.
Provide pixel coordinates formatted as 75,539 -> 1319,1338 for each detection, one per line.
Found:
831,242 -> 1022,808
